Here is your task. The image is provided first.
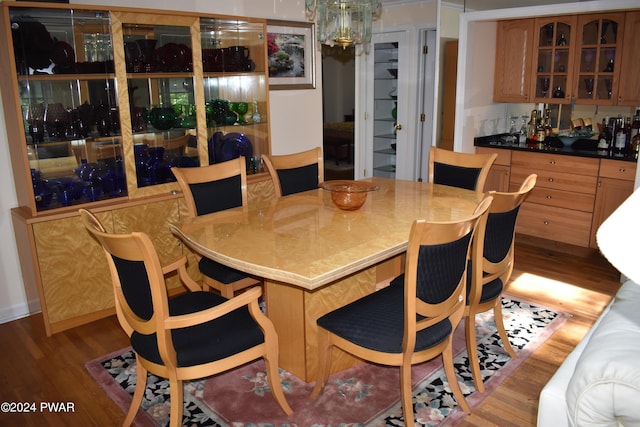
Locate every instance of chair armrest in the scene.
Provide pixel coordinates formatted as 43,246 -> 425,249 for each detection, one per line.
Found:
161,255 -> 202,292
165,286 -> 263,329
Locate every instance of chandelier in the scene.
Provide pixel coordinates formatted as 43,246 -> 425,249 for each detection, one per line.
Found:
305,0 -> 382,48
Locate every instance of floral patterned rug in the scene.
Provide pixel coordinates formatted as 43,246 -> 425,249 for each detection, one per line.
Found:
86,296 -> 568,427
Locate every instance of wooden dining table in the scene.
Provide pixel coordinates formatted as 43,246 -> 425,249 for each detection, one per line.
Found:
170,177 -> 483,382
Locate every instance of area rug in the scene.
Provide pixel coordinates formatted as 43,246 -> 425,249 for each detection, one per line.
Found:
86,296 -> 568,427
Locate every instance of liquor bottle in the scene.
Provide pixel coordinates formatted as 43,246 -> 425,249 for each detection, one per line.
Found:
614,115 -> 627,154
544,108 -> 553,136
528,110 -> 538,139
598,117 -> 612,155
629,110 -> 640,145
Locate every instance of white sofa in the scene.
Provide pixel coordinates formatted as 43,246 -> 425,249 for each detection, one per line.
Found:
537,279 -> 640,427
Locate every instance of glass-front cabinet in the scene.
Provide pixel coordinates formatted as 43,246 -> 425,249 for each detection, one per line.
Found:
531,16 -> 576,104
574,13 -> 625,105
1,3 -> 270,214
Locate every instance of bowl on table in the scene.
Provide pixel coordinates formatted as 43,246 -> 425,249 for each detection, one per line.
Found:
320,180 -> 379,211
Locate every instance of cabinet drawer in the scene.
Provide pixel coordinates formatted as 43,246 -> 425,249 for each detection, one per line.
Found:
511,167 -> 597,194
598,159 -> 637,181
511,151 -> 600,175
516,202 -> 593,247
520,186 -> 595,212
476,147 -> 511,166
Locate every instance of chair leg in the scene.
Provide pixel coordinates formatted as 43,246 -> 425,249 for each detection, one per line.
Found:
123,357 -> 147,427
442,340 -> 471,414
465,313 -> 485,393
494,298 -> 517,358
169,375 -> 183,427
399,363 -> 415,427
310,328 -> 332,400
263,353 -> 293,416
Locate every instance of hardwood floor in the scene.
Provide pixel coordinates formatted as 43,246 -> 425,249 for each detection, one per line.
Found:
0,236 -> 621,426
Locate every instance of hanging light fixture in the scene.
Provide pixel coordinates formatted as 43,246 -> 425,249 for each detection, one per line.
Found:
306,0 -> 382,49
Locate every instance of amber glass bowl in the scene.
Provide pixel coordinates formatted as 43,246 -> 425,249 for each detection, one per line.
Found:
320,180 -> 379,210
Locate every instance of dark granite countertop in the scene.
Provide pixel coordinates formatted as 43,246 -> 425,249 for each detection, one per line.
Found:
474,133 -> 637,163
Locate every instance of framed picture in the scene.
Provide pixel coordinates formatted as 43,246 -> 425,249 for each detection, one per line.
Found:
267,20 -> 316,90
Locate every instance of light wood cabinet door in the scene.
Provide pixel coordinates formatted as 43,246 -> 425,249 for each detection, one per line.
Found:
494,19 -> 534,102
618,11 -> 640,106
32,211 -> 115,335
531,16 -> 577,104
590,160 -> 637,248
574,13 -> 625,105
484,165 -> 510,192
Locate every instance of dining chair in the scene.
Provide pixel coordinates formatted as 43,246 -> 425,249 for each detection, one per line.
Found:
172,158 -> 261,297
465,173 -> 537,393
428,146 -> 497,193
262,147 -> 324,197
311,196 -> 494,427
79,208 -> 293,427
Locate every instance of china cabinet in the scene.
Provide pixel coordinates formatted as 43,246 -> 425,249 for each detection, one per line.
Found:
494,19 -> 534,103
574,13 -> 625,105
531,16 -> 577,104
0,3 -> 272,335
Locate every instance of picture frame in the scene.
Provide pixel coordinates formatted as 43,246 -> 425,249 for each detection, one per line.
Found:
267,20 -> 316,90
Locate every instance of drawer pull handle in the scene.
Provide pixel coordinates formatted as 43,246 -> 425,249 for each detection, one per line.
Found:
548,178 -> 554,182
619,168 -> 626,173
549,160 -> 556,165
546,195 -> 552,199
544,220 -> 550,225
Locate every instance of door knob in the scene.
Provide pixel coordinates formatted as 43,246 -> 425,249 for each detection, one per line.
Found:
395,123 -> 402,131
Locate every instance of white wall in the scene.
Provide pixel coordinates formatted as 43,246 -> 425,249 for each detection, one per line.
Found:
0,0 -> 323,323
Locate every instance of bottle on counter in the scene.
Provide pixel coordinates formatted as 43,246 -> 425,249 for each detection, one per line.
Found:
544,108 -> 553,137
597,117 -> 610,151
614,115 -> 627,155
629,110 -> 639,146
519,115 -> 528,145
528,110 -> 539,139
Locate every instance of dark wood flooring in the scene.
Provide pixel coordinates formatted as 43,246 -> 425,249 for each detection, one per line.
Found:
0,235 -> 620,426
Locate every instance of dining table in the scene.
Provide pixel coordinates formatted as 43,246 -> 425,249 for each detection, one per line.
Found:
170,177 -> 483,382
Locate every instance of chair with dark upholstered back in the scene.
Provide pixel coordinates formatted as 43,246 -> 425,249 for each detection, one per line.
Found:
428,146 -> 497,193
172,158 -> 261,297
465,173 -> 537,392
262,147 -> 324,197
310,196 -> 494,427
79,208 -> 292,427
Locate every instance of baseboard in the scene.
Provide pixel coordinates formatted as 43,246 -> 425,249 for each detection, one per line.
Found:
0,298 -> 41,325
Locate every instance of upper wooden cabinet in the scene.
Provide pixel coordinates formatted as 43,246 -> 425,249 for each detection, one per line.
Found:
574,13 -> 625,105
494,11 -> 638,106
0,3 -> 270,216
494,19 -> 534,102
618,11 -> 640,106
530,16 -> 577,104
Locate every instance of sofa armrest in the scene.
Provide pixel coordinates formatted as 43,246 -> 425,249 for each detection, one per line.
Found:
566,280 -> 640,427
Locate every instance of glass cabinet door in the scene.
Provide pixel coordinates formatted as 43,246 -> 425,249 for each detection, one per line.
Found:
531,16 -> 576,104
200,18 -> 268,175
10,6 -> 125,212
114,13 -> 201,194
574,13 -> 625,105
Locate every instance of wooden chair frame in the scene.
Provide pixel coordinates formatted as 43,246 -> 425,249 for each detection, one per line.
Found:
428,146 -> 497,194
79,209 -> 292,427
172,158 -> 259,297
465,173 -> 537,392
311,196 -> 494,427
262,147 -> 324,198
